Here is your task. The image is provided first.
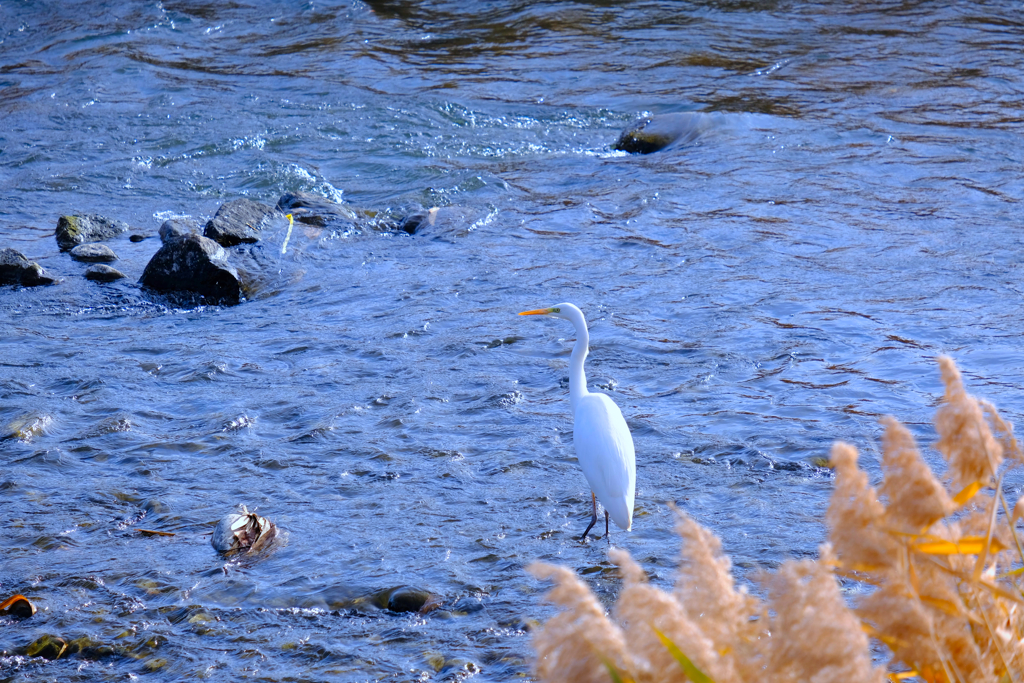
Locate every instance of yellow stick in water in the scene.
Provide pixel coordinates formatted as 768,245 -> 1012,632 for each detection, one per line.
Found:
281,213 -> 294,255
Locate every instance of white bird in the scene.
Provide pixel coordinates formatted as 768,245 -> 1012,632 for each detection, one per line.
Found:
519,303 -> 636,540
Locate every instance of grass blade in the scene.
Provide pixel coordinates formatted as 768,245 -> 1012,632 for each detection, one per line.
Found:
651,625 -> 716,683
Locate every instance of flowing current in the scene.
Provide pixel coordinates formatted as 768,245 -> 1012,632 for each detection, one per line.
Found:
2,1 -> 1023,681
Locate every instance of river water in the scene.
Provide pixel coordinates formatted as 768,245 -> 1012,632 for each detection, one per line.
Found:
2,1 -> 1023,681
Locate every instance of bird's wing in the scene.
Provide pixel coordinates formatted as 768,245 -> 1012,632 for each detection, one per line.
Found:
573,393 -> 636,529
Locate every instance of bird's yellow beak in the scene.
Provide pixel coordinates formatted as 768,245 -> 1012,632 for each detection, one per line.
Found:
519,307 -> 558,316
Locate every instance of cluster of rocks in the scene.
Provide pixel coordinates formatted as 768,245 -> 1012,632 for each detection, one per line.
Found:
0,192 -> 445,305
1,115 -> 701,299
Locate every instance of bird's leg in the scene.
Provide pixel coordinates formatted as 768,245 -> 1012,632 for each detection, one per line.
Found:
605,510 -> 610,541
580,492 -> 598,541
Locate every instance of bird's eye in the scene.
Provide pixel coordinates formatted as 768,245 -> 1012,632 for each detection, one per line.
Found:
551,307 -> 560,313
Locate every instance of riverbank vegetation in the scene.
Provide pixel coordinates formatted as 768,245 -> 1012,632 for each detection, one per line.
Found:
529,357 -> 1024,683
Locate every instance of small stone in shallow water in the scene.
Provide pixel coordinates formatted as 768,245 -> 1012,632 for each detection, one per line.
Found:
70,243 -> 118,263
0,248 -> 55,287
85,264 -> 127,282
129,234 -> 146,242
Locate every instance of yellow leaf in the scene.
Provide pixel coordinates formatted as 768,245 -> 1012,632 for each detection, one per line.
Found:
914,536 -> 1005,555
953,481 -> 984,506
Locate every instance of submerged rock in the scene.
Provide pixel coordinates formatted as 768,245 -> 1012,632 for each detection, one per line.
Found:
0,248 -> 55,287
613,112 -> 712,154
85,264 -> 127,282
139,233 -> 241,305
399,206 -> 476,237
25,634 -> 67,660
159,218 -> 198,243
211,506 -> 277,554
388,586 -> 436,613
204,198 -> 281,247
55,214 -> 129,251
365,585 -> 442,614
69,243 -> 118,263
276,191 -> 360,225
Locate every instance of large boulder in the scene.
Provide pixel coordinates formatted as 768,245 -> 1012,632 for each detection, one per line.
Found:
0,248 -> 55,287
204,199 -> 281,247
55,214 -> 129,252
612,112 -> 712,154
139,233 -> 241,305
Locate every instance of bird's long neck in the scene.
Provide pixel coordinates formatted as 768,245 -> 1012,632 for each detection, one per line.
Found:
567,308 -> 590,413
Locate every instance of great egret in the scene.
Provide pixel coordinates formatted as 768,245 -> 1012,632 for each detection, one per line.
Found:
519,303 -> 636,540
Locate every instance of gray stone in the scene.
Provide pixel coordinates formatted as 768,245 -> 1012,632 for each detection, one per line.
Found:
55,214 -> 129,251
139,233 -> 241,305
70,243 -> 118,263
0,248 -> 55,287
613,112 -> 712,154
159,218 -> 198,243
85,264 -> 127,282
204,198 -> 280,247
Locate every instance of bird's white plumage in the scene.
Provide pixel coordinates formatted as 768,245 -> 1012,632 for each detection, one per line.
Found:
519,302 -> 637,537
573,392 -> 635,530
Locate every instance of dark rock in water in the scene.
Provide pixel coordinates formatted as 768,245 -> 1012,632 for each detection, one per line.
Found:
386,586 -> 436,613
70,243 -> 118,263
55,214 -> 129,251
159,218 -> 198,243
25,634 -> 67,660
139,234 -> 241,305
613,112 -> 711,154
399,209 -> 434,235
0,248 -> 55,287
85,264 -> 127,282
204,198 -> 281,247
276,191 -> 359,223
129,234 -> 146,243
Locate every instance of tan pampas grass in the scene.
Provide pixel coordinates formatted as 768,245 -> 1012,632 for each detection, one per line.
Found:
529,357 -> 1024,683
762,547 -> 883,683
526,562 -> 634,683
935,356 -> 1003,490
